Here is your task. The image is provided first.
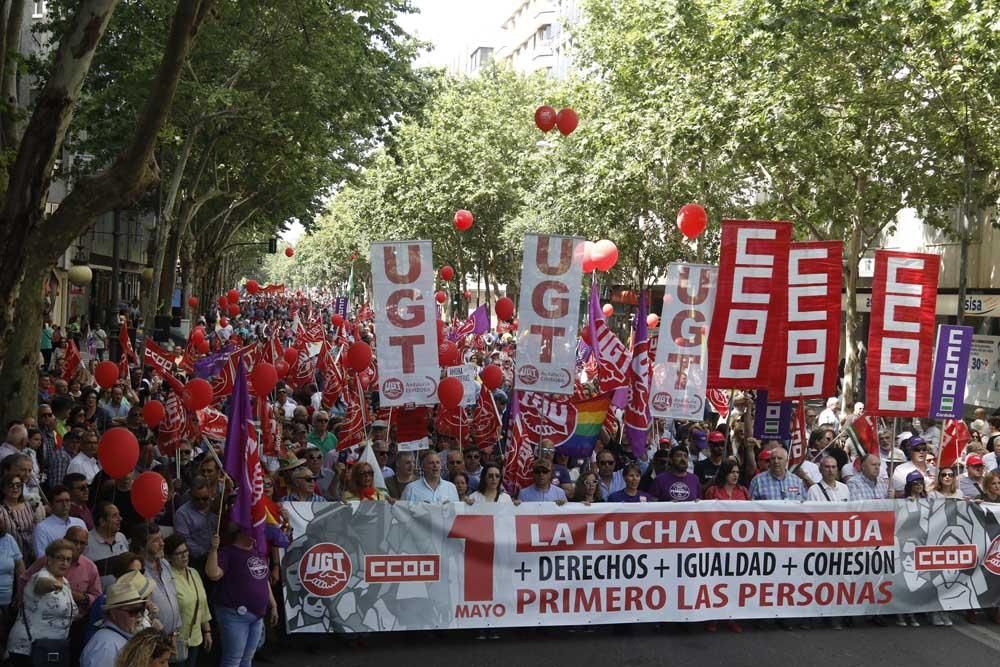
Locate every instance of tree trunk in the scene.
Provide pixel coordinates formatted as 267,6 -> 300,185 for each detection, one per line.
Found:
0,254 -> 50,424
841,219 -> 863,407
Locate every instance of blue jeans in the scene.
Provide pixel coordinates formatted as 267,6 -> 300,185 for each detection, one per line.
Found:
215,605 -> 264,667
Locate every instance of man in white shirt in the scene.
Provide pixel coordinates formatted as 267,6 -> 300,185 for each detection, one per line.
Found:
891,437 -> 935,496
34,486 -> 87,556
817,397 -> 840,428
807,457 -> 850,502
67,430 -> 102,483
275,385 -> 297,421
921,418 -> 941,451
401,451 -> 459,503
99,385 -> 130,420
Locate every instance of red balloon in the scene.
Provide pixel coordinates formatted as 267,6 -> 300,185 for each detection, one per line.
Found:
251,362 -> 278,396
182,378 -> 213,411
98,428 -> 139,479
275,359 -> 290,379
438,376 -> 464,409
285,247 -> 295,257
463,290 -> 472,299
556,107 -> 579,135
435,290 -> 447,304
436,319 -> 447,343
593,239 -> 619,272
438,340 -> 460,367
440,265 -> 455,281
535,105 -> 557,132
246,279 -> 260,294
227,303 -> 240,317
647,313 -> 660,328
346,342 -> 372,372
582,241 -> 598,273
142,400 -> 166,427
602,303 -> 614,317
453,209 -> 474,232
227,289 -> 239,304
495,297 -> 515,321
219,317 -> 229,328
196,339 -> 209,354
187,296 -> 199,309
481,364 -> 503,390
131,471 -> 168,520
94,361 -> 119,389
677,203 -> 708,239
331,314 -> 344,328
283,347 -> 299,365
217,296 -> 227,309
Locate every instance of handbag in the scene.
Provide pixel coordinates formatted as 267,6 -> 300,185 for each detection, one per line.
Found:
21,586 -> 71,667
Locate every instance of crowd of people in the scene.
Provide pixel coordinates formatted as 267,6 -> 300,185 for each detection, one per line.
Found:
9,291 -> 1000,665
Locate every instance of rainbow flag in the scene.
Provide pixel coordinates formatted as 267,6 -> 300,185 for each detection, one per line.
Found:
557,392 -> 614,458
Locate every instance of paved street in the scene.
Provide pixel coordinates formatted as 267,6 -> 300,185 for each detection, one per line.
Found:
258,615 -> 1000,667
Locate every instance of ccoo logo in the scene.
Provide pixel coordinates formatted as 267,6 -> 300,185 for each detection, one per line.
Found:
299,543 -> 352,597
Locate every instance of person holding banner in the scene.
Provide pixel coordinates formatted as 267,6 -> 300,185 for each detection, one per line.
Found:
703,460 -> 750,500
891,437 -> 936,497
466,463 -> 511,504
517,460 -> 567,504
652,445 -> 700,502
607,464 -> 655,503
806,457 -> 849,502
400,452 -> 459,504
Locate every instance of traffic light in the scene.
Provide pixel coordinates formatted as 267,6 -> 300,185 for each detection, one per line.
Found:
267,237 -> 277,254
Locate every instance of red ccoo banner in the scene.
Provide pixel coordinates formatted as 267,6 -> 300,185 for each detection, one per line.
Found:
707,220 -> 792,390
865,250 -> 939,416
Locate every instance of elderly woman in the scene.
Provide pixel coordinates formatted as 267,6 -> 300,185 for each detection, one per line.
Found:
7,539 -> 78,665
165,534 -> 212,666
342,462 -> 390,501
306,411 -> 338,454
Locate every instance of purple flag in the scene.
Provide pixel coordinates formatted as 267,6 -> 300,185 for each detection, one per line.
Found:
448,304 -> 490,341
588,274 -> 602,362
222,356 -> 267,554
623,290 -> 651,458
194,346 -> 232,380
753,390 -> 793,441
929,325 -> 973,419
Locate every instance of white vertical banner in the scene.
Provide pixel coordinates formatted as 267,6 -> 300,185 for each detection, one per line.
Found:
650,263 -> 718,419
515,234 -> 585,395
370,240 -> 440,406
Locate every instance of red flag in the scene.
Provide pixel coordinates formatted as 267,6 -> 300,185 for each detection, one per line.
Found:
593,319 -> 630,391
156,393 -> 188,455
317,340 -> 344,408
865,250 -> 940,416
142,340 -> 186,394
119,323 -> 137,362
471,385 -> 501,449
707,219 -> 792,390
197,407 -> 229,440
938,419 -> 971,469
503,392 -> 535,494
787,402 -> 808,470
337,378 -> 369,450
846,415 -> 880,458
178,340 -> 196,375
62,340 -> 81,382
707,389 -> 730,417
285,345 -> 316,390
257,394 -> 281,457
394,405 -> 431,445
211,343 -> 257,401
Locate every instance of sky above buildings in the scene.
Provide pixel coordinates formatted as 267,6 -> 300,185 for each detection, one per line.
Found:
397,0 -> 510,69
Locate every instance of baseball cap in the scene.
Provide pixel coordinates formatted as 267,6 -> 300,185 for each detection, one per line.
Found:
759,450 -> 772,462
907,436 -> 927,449
967,454 -> 985,467
690,430 -> 708,449
708,431 -> 725,444
658,435 -> 672,445
905,471 -> 925,485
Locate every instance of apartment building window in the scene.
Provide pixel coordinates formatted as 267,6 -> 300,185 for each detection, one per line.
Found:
32,1 -> 46,18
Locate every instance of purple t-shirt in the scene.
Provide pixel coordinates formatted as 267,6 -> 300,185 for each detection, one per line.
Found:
607,489 -> 655,503
652,471 -> 701,502
214,545 -> 270,618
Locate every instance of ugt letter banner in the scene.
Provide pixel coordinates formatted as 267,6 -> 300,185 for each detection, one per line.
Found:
770,241 -> 842,400
370,241 -> 440,406
707,220 -> 792,390
282,500 -> 1000,633
650,264 -> 718,419
865,250 -> 940,417
516,234 -> 585,395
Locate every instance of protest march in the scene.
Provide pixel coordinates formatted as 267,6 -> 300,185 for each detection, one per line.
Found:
10,210 -> 1000,667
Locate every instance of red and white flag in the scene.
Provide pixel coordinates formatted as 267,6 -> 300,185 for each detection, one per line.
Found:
337,377 -> 369,450
707,219 -> 792,390
62,339 -> 81,382
503,391 -> 535,494
865,250 -> 940,416
937,419 -> 971,469
142,340 -> 185,393
471,385 -> 502,449
770,241 -> 842,399
317,339 -> 345,408
787,402 -> 808,471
